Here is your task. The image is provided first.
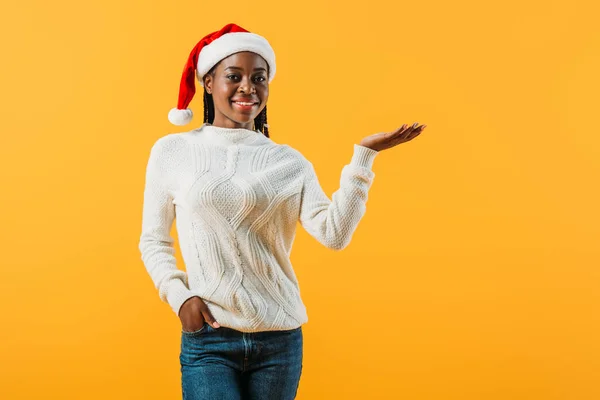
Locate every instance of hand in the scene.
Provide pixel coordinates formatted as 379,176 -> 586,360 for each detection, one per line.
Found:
359,122 -> 427,152
178,296 -> 220,331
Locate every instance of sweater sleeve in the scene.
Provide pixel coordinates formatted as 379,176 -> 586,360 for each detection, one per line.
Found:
138,138 -> 196,317
298,144 -> 379,250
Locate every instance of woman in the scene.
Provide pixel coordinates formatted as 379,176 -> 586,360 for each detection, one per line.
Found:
139,23 -> 426,400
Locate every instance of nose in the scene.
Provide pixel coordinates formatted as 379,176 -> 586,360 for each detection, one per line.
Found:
238,76 -> 256,94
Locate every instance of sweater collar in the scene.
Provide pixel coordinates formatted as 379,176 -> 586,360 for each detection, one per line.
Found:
196,123 -> 268,145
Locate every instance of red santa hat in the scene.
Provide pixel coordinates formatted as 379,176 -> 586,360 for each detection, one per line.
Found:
168,23 -> 276,126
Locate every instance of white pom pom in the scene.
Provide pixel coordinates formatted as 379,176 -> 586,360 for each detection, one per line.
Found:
168,108 -> 193,125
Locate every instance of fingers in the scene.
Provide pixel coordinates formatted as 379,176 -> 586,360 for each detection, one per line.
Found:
180,297 -> 221,329
393,122 -> 416,136
407,124 -> 426,139
202,310 -> 220,328
195,297 -> 220,328
395,124 -> 409,136
394,122 -> 426,140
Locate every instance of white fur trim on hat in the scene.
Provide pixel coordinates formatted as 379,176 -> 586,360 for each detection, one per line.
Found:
195,32 -> 276,87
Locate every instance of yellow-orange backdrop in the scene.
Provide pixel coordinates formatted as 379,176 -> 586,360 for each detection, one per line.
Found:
1,0 -> 599,399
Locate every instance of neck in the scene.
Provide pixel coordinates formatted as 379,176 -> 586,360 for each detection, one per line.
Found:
211,116 -> 254,131
197,123 -> 267,146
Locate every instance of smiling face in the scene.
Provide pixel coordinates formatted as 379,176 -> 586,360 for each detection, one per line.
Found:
203,51 -> 269,130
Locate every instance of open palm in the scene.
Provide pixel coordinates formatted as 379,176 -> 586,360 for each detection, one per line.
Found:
360,122 -> 427,152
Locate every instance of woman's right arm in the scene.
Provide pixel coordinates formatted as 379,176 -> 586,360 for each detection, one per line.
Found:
138,137 -> 196,317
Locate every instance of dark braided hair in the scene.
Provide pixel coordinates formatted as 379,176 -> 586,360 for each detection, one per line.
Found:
202,65 -> 270,138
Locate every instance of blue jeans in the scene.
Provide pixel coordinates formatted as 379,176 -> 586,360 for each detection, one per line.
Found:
180,322 -> 303,400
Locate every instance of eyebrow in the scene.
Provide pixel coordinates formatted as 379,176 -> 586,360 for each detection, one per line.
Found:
224,66 -> 267,72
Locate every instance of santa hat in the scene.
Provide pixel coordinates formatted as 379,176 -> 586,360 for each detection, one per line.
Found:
168,23 -> 276,126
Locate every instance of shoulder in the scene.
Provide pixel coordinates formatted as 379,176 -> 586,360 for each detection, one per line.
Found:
146,132 -> 191,161
267,143 -> 311,166
143,133 -> 193,174
150,132 -> 188,152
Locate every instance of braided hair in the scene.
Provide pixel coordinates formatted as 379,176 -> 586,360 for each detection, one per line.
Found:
202,65 -> 270,138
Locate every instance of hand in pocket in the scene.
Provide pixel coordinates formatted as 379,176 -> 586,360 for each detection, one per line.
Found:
179,296 -> 220,332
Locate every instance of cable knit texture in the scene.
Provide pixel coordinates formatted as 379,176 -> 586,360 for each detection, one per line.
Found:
139,123 -> 379,332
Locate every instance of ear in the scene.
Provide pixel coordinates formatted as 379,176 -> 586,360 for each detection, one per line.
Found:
204,75 -> 213,94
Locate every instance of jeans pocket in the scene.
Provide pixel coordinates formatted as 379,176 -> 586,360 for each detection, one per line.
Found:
181,322 -> 209,336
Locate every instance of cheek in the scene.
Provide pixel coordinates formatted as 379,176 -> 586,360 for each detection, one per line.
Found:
214,88 -> 234,107
260,87 -> 269,101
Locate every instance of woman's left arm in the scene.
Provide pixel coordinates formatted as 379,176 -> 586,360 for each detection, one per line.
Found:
298,122 -> 427,250
298,144 -> 379,250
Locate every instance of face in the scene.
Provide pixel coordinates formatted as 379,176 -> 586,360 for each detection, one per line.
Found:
203,51 -> 269,130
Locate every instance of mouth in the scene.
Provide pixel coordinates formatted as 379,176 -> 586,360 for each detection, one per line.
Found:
231,100 -> 259,111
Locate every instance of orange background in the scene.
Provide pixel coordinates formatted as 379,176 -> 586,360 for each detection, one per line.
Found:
1,0 -> 599,399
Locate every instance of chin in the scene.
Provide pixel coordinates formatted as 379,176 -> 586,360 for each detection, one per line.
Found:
228,111 -> 258,122
232,115 -> 256,124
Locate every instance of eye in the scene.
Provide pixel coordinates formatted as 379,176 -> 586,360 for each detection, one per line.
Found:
254,76 -> 266,82
227,74 -> 240,81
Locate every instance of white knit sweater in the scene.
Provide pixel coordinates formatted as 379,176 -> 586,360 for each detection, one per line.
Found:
138,123 -> 379,333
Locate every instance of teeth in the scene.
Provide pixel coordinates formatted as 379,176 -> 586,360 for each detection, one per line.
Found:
234,101 -> 254,106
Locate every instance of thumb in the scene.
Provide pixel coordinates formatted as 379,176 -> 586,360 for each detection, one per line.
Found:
202,310 -> 220,328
